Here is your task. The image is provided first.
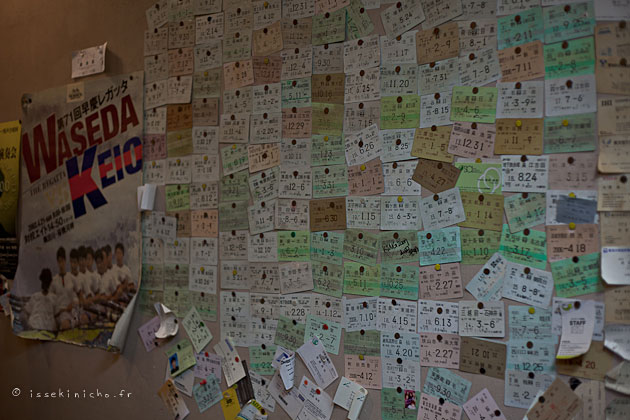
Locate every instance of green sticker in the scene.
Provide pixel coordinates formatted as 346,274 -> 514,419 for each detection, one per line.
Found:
220,170 -> 249,202
380,231 -> 420,264
454,162 -> 503,194
380,264 -> 419,300
343,229 -> 380,265
311,134 -> 345,166
499,224 -> 547,269
544,37 -> 595,79
218,201 -> 249,231
312,9 -> 346,45
343,261 -> 381,296
312,164 -> 349,198
543,2 -> 595,44
380,95 -> 421,129
220,144 -> 248,175
381,388 -> 416,420
165,184 -> 190,212
249,345 -> 277,376
460,228 -> 502,265
504,193 -> 546,233
418,227 -> 462,266
497,7 -> 544,49
311,231 -> 344,265
274,315 -> 306,351
344,330 -> 381,356
312,261 -> 344,298
551,252 -> 602,298
543,113 -> 596,154
450,86 -> 498,124
277,230 -> 311,261
304,314 -> 342,355
281,78 -> 312,109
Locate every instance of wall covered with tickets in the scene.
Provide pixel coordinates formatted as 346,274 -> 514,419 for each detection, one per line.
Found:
2,0 -> 630,419
136,0 -> 630,418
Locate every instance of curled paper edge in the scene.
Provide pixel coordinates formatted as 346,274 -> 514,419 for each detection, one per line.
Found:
154,302 -> 179,339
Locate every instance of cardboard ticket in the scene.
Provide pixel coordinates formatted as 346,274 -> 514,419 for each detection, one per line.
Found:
344,354 -> 382,389
423,367 -> 471,406
507,338 -> 555,374
277,230 -> 310,261
343,229 -> 379,265
543,2 -> 595,44
457,1 -> 496,20
411,159 -> 461,193
419,332 -> 460,369
343,261 -> 381,297
459,47 -> 501,86
466,252 -> 508,301
544,74 -> 597,117
448,122 -> 495,159
345,196 -> 381,229
312,8 -> 346,45
508,305 -> 553,341
450,86 -> 498,123
312,261 -> 343,298
381,0 -> 425,38
383,160 -> 422,196
311,161 -> 346,198
167,129 -> 194,157
419,187 -> 466,230
343,34 -> 380,73
459,337 -> 506,379
380,231 -> 420,264
346,0 -> 374,40
464,389 -> 507,420
281,16 -> 312,49
193,68 -> 222,98
494,118 -> 544,155
547,152 -> 598,190
380,95 -> 421,129
598,175 -> 630,211
311,134 -> 345,166
344,67 -> 380,104
546,224 -> 599,263
498,41 -> 545,82
347,159 -> 385,196
312,42 -> 344,74
599,98 -> 630,136
461,228 -> 501,265
380,31 -> 418,64
252,56 -> 282,84
419,91 -> 452,128
526,378 -> 582,420
380,331 -> 420,362
418,57 -> 460,95
381,357 -> 421,392
504,192 -> 545,233
504,369 -> 555,409
605,286 -> 630,324
543,113 -> 596,154
458,300 -> 505,338
311,230 -> 344,265
343,100 -> 381,135
380,264 -> 419,301
223,59 -> 254,90
411,126 -> 454,162
418,262 -> 463,299
600,211 -> 630,246
380,196 -> 422,231
544,37 -> 595,80
458,191 -> 504,231
418,393 -> 461,420
281,46 -> 313,80
497,7 -> 543,50
309,197 -> 346,231
501,155 -> 549,193
418,226 -> 462,266
599,136 -> 630,174
416,22 -> 460,64
417,300 -> 459,335
458,19 -> 497,53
